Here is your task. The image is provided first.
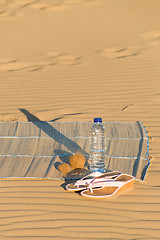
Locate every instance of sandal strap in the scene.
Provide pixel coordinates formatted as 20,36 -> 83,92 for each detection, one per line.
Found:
87,180 -> 124,193
74,172 -> 103,187
87,173 -> 134,193
88,171 -> 121,188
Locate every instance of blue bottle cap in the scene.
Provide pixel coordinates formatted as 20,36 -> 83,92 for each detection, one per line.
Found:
94,118 -> 102,123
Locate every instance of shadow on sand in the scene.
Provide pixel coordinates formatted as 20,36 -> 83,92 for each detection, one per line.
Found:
19,108 -> 88,156
19,108 -> 89,179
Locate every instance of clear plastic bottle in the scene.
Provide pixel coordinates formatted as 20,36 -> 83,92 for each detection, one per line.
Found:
89,118 -> 106,172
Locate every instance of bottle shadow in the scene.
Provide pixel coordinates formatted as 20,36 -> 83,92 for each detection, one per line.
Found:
19,108 -> 88,155
19,108 -> 89,179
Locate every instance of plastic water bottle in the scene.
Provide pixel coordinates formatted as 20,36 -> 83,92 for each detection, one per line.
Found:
89,118 -> 106,172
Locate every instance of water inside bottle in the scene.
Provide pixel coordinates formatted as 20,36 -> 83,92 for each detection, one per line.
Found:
89,120 -> 106,172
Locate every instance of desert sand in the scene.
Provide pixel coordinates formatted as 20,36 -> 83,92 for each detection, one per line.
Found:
0,0 -> 160,239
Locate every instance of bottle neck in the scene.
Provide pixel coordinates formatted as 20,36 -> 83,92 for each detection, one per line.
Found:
94,122 -> 102,125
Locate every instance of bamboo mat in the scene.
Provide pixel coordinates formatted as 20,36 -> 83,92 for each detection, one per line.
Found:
0,121 -> 149,180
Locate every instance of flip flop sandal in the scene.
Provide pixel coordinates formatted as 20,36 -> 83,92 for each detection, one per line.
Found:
81,174 -> 135,199
65,171 -> 121,192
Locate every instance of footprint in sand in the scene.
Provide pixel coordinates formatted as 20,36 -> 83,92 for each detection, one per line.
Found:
0,1 -> 6,15
140,30 -> 160,46
101,46 -> 140,59
6,0 -> 34,9
0,59 -> 16,64
0,52 -> 81,72
0,6 -> 13,19
0,0 -> 32,19
101,30 -> 160,60
30,0 -> 100,11
0,59 -> 47,72
0,0 -> 46,19
46,51 -> 82,66
7,0 -> 68,12
30,2 -> 67,11
0,0 -> 100,19
57,55 -> 82,65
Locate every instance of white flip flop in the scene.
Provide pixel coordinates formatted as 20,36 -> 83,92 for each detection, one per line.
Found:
81,174 -> 135,199
65,171 -> 121,192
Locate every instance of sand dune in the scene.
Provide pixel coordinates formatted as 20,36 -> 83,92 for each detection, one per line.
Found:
0,0 -> 160,239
